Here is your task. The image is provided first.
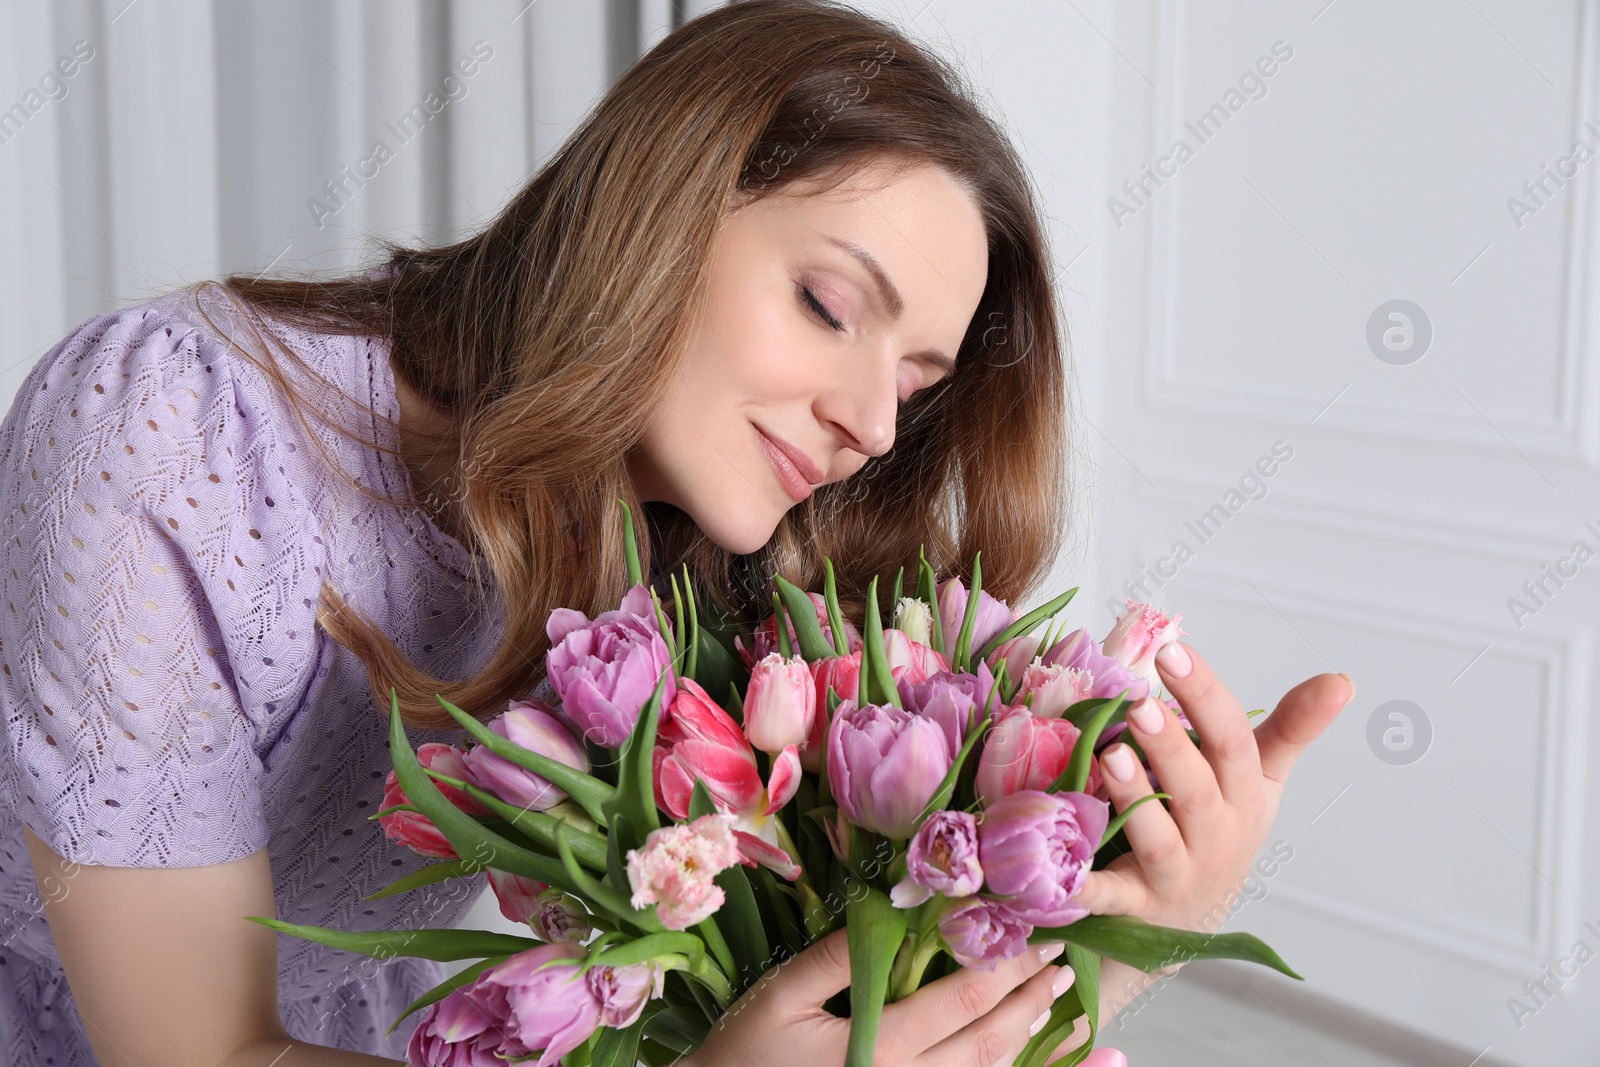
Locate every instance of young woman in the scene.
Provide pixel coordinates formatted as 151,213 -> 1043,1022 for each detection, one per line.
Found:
0,1 -> 1351,1064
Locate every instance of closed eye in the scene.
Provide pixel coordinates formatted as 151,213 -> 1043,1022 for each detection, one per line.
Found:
799,285 -> 845,332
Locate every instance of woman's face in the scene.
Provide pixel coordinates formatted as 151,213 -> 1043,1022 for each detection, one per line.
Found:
628,160 -> 989,554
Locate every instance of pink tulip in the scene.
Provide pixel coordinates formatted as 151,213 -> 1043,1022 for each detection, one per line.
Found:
890,809 -> 984,907
937,895 -> 1033,971
802,653 -> 862,772
458,699 -> 588,812
897,672 -> 980,760
487,870 -> 589,943
1101,598 -> 1185,686
882,628 -> 950,685
985,634 -> 1040,690
979,789 -> 1108,927
743,652 -> 816,754
378,743 -> 491,860
1015,660 -> 1095,719
827,698 -> 952,840
1042,627 -> 1150,703
545,584 -> 677,748
935,576 -> 1015,658
652,677 -> 802,879
626,813 -> 744,929
976,706 -> 1103,805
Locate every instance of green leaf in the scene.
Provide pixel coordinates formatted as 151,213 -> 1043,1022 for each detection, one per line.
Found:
362,858 -> 483,901
772,591 -> 793,659
670,571 -> 688,676
643,1006 -> 711,1054
775,573 -> 833,662
823,557 -> 850,656
845,887 -> 909,1067
600,670 -> 670,836
388,691 -> 581,893
1048,692 -> 1130,795
431,694 -> 614,828
951,552 -> 983,673
914,709 -> 992,829
916,545 -> 942,656
710,863 -> 767,986
1014,982 -> 1084,1067
889,565 -> 903,613
1099,793 -> 1171,849
619,498 -> 643,588
384,953 -> 511,1037
688,778 -> 717,821
592,1010 -> 648,1067
681,565 -> 700,681
556,820 -> 663,933
973,585 -> 1080,665
242,916 -> 537,961
422,768 -> 609,873
860,575 -> 900,707
590,932 -> 707,971
1032,914 -> 1302,980
650,586 -> 678,664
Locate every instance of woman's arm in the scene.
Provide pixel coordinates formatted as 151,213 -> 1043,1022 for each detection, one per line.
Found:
22,823 -> 400,1067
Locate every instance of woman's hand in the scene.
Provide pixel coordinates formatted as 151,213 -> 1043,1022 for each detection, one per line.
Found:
682,928 -> 1127,1067
1070,642 -> 1353,1006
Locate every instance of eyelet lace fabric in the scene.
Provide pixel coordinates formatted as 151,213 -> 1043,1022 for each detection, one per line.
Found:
0,287 -> 521,1062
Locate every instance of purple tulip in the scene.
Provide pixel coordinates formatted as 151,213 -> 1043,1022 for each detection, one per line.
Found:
459,699 -> 589,811
1041,628 -> 1150,704
937,895 -> 1034,971
545,583 -> 677,748
891,810 -> 984,907
406,980 -> 532,1066
588,960 -> 665,1028
896,671 -> 980,757
827,699 -> 952,840
979,789 -> 1108,927
936,576 -> 1016,658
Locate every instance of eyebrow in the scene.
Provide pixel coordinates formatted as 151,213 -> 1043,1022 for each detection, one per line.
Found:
823,235 -> 959,378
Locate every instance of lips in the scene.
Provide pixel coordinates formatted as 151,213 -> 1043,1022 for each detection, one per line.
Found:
755,426 -> 820,503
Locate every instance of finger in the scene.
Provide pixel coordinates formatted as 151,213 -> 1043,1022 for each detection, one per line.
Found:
919,955 -> 1073,1067
1255,671 -> 1355,789
1098,743 -> 1186,883
1154,642 -> 1260,803
744,927 -> 852,1014
1123,694 -> 1222,842
1076,1049 -> 1130,1066
1067,864 -> 1151,917
879,941 -> 1063,1058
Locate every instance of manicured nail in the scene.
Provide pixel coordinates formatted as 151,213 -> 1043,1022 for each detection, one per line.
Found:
1103,744 -> 1136,783
1029,1009 -> 1052,1036
1036,941 -> 1065,962
1052,964 -> 1076,998
1129,696 -> 1165,735
1338,671 -> 1356,702
1156,641 -> 1192,679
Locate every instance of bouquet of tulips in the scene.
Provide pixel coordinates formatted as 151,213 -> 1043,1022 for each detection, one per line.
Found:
249,502 -> 1299,1067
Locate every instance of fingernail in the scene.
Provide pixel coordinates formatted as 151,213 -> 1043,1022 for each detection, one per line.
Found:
1029,1009 -> 1052,1036
1036,941 -> 1065,962
1129,696 -> 1165,735
1103,744 -> 1136,783
1156,641 -> 1192,679
1052,964 -> 1076,998
1338,671 -> 1356,702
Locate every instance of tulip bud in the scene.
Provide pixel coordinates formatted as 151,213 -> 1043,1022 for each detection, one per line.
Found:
1101,599 -> 1185,685
892,596 -> 933,646
743,652 -> 816,753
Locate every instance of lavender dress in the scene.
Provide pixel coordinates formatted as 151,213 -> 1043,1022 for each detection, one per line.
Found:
0,286 -> 516,1063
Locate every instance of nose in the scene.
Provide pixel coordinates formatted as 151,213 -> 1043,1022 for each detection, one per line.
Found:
813,342 -> 899,459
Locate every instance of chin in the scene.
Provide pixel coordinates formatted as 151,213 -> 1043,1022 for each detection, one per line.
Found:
690,496 -> 786,556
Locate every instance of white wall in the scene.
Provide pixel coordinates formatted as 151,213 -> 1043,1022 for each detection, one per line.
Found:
4,2 -> 1596,1064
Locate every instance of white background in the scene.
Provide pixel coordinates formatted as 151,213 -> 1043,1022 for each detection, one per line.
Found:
2,1 -> 1595,1064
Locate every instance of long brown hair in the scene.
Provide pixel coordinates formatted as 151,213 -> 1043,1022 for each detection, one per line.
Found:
201,0 -> 1075,729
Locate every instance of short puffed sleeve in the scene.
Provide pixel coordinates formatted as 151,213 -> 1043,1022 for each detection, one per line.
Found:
0,299 -> 272,868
